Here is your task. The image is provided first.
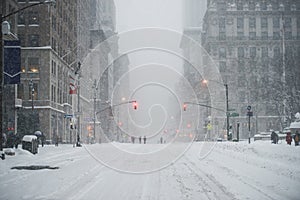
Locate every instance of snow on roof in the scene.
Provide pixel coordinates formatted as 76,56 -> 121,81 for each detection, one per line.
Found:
22,135 -> 37,142
290,121 -> 300,129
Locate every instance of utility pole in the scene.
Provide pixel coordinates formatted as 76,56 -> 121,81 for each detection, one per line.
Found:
0,7 -> 4,159
93,79 -> 97,142
225,83 -> 230,140
76,62 -> 81,146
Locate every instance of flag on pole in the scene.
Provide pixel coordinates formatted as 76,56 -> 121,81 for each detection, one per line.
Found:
4,40 -> 21,84
69,75 -> 77,94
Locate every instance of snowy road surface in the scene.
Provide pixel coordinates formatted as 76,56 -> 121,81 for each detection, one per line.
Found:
0,141 -> 300,200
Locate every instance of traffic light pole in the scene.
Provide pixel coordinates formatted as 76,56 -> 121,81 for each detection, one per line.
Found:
0,12 -> 4,159
225,84 -> 230,140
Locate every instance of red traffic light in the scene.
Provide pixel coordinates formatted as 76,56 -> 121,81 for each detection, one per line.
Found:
133,101 -> 138,110
183,103 -> 187,111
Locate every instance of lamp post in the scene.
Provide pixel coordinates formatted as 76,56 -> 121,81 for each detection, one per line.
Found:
0,0 -> 56,160
202,79 -> 230,140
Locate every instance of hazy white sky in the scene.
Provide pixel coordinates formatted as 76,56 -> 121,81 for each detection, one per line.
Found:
113,0 -> 186,137
114,0 -> 183,32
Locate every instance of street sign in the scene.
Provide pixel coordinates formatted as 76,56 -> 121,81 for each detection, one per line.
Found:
228,108 -> 236,111
247,111 -> 253,117
230,113 -> 239,117
64,114 -> 73,118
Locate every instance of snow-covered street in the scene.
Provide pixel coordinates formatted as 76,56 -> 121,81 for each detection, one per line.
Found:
0,141 -> 300,200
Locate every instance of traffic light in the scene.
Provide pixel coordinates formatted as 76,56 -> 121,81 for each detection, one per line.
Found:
183,103 -> 187,111
133,101 -> 138,110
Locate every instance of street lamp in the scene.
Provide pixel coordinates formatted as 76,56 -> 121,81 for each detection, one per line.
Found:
0,0 -> 56,159
202,79 -> 230,140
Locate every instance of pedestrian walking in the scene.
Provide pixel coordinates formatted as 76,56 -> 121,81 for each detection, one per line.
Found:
143,136 -> 146,144
139,136 -> 141,144
294,131 -> 299,146
286,132 -> 292,145
271,131 -> 278,144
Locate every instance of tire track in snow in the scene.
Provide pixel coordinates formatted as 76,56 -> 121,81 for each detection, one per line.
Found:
204,156 -> 282,200
181,156 -> 236,200
52,151 -> 123,200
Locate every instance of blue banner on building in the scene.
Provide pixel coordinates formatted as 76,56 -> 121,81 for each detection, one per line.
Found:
4,40 -> 21,84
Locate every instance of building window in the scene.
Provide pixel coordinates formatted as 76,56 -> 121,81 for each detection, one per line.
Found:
28,11 -> 39,25
237,31 -> 244,40
273,46 -> 281,58
238,47 -> 244,58
219,31 -> 226,40
238,60 -> 245,72
219,47 -> 226,58
219,61 -> 226,72
18,34 -> 25,46
219,17 -> 225,28
273,17 -> 280,28
261,47 -> 268,57
250,47 -> 256,58
217,2 -> 226,12
238,76 -> 246,87
285,31 -> 292,40
273,32 -> 280,40
261,31 -> 268,40
28,34 -> 39,46
51,60 -> 56,75
237,2 -> 243,10
18,12 -> 25,25
261,17 -> 268,28
237,18 -> 244,29
239,91 -> 246,103
249,32 -> 256,40
284,17 -> 292,28
28,57 -> 39,73
249,18 -> 256,28
261,2 -> 267,10
249,2 -> 255,10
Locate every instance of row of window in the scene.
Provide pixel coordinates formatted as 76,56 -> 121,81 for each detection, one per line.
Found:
218,17 -> 294,29
18,11 -> 39,25
18,81 -> 69,103
217,46 -> 282,59
217,1 -> 297,12
218,31 -> 294,41
18,34 -> 39,47
21,57 -> 39,73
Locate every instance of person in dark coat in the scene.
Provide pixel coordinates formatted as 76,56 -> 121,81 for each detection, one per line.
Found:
139,136 -> 142,144
271,131 -> 278,144
294,131 -> 299,146
143,136 -> 146,144
286,132 -> 292,145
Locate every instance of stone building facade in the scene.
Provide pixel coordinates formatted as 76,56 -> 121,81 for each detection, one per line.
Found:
200,0 -> 300,137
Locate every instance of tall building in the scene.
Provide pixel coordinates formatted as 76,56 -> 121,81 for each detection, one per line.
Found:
16,0 -> 79,143
201,0 -> 300,136
0,0 -> 20,140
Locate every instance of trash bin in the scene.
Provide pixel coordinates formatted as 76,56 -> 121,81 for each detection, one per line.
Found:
22,135 -> 38,154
